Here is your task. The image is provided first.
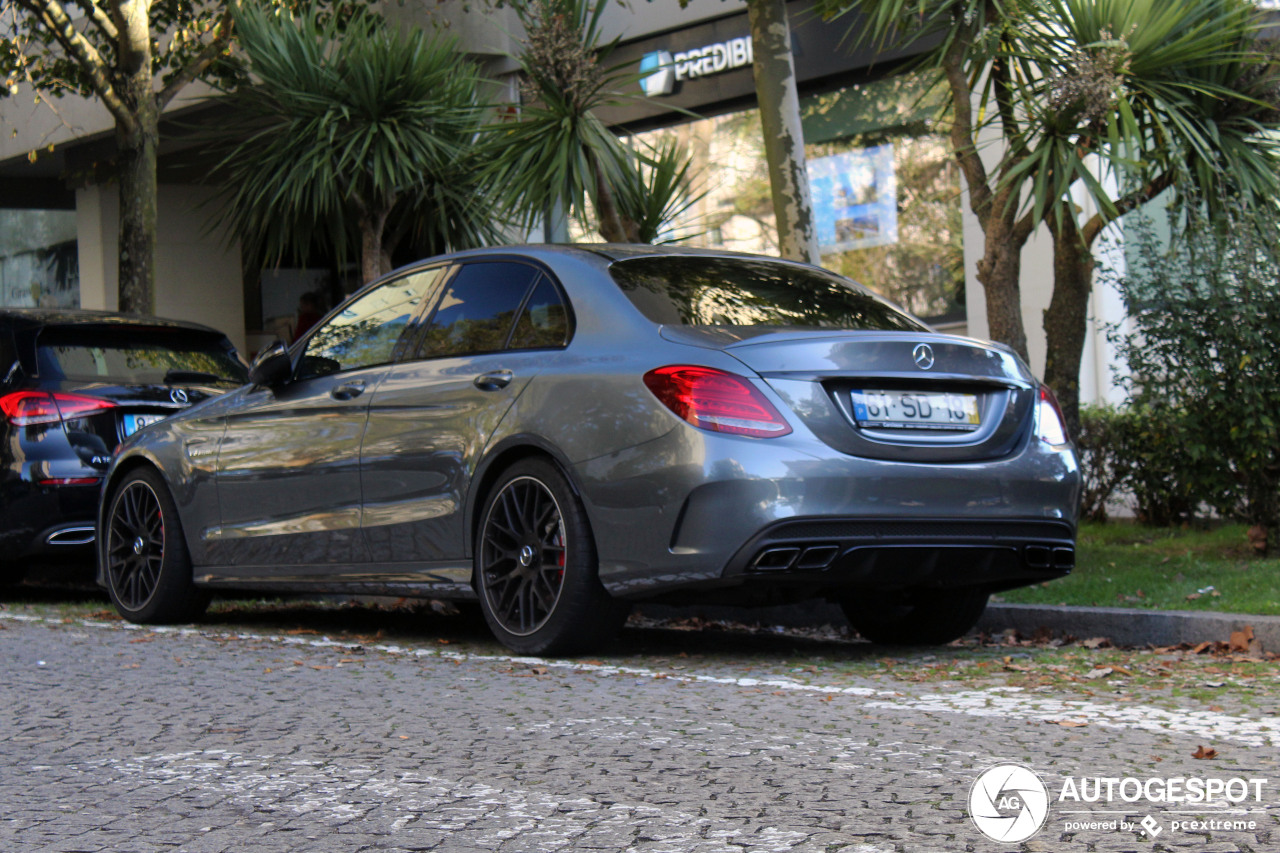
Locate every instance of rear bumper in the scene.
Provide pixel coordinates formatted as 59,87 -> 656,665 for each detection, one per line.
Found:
0,479 -> 99,560
725,516 -> 1074,591
575,424 -> 1080,599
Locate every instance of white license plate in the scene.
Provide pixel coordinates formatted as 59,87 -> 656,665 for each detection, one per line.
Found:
122,413 -> 168,437
852,389 -> 980,431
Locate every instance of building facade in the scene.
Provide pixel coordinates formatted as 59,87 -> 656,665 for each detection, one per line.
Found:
0,0 -> 1125,402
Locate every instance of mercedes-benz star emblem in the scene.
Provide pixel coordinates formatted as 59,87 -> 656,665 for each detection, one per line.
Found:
170,388 -> 189,404
913,343 -> 935,370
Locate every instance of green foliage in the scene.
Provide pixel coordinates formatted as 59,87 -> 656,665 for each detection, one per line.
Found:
484,0 -> 634,237
613,138 -> 706,244
1017,0 -> 1280,229
1076,402 -> 1198,526
998,522 -> 1280,615
209,3 -> 501,273
1110,209 -> 1280,532
1075,404 -> 1134,522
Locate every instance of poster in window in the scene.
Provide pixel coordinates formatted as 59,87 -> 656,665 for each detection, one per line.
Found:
808,144 -> 898,254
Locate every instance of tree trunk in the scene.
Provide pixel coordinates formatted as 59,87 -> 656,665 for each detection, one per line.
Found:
115,0 -> 159,315
115,107 -> 159,315
360,206 -> 392,285
746,0 -> 819,265
590,151 -> 636,243
974,211 -> 1031,363
1044,215 -> 1093,438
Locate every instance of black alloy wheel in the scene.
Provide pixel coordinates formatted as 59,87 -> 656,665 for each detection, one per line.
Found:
481,474 -> 567,636
104,468 -> 209,623
476,459 -> 627,655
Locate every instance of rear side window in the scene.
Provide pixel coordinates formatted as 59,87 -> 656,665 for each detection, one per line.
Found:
415,262 -> 541,359
609,256 -> 927,331
36,327 -> 247,385
509,276 -> 570,350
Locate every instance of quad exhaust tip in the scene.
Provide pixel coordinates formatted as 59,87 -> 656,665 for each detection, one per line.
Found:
750,544 -> 840,572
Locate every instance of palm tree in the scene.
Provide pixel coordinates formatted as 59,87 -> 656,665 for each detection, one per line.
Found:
211,3 -> 502,285
827,0 -> 1280,431
484,0 -> 639,242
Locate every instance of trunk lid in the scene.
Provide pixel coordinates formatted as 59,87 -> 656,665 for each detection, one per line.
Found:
662,327 -> 1036,462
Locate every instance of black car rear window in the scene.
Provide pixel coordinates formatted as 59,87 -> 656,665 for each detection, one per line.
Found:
36,327 -> 248,385
609,256 -> 927,331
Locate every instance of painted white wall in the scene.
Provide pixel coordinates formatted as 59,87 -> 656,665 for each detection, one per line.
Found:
75,183 -> 245,352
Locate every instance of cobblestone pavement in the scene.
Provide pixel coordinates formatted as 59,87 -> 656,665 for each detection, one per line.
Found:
2,601 -> 1278,853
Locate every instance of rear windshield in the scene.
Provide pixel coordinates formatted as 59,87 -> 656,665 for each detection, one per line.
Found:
36,327 -> 248,385
609,256 -> 927,331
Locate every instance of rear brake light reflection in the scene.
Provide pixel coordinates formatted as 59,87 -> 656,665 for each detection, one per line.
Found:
1036,386 -> 1070,445
643,366 -> 792,438
0,391 -> 117,426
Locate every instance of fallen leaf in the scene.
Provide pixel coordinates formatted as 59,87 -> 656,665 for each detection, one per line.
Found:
1110,666 -> 1135,677
530,666 -> 548,675
1082,667 -> 1114,680
1192,745 -> 1218,760
1229,626 -> 1255,653
285,628 -> 319,635
1186,593 -> 1202,601
1081,637 -> 1110,649
1052,720 -> 1089,727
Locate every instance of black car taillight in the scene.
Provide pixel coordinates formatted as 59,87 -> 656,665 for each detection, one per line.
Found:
643,365 -> 792,438
0,390 -> 118,426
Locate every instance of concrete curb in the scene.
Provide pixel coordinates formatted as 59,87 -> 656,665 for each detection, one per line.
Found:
633,601 -> 1280,651
977,603 -> 1280,651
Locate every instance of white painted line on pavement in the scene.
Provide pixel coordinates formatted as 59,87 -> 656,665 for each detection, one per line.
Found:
6,611 -> 1278,748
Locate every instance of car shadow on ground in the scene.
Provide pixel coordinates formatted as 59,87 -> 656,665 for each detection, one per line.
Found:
3,575 -> 935,665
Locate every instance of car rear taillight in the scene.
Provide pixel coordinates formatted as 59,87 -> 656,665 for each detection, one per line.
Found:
643,366 -> 792,438
0,391 -> 118,426
1036,385 -> 1070,445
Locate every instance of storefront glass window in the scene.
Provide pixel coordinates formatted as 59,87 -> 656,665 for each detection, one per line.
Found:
619,72 -> 964,323
0,209 -> 78,308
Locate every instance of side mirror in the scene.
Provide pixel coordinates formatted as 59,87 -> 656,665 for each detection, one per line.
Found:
249,341 -> 292,387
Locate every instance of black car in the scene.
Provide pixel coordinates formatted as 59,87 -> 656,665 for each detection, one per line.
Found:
1,308 -> 248,579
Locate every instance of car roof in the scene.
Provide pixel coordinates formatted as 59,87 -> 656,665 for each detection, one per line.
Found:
0,306 -> 228,336
387,243 -> 824,272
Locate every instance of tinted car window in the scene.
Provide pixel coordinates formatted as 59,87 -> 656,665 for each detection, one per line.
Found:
609,256 -> 927,331
302,268 -> 444,377
509,276 -> 570,350
36,328 -> 247,385
416,262 -> 540,359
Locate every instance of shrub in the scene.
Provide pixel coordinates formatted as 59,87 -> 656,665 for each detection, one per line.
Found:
1109,208 -> 1280,551
1076,404 -> 1133,522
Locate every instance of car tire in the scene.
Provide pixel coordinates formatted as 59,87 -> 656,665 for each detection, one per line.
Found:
104,468 -> 210,624
474,458 -> 628,655
841,586 -> 989,645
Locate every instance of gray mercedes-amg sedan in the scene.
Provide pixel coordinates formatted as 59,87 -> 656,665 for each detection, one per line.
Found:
97,245 -> 1079,654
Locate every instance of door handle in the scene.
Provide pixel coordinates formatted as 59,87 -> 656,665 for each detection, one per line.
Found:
331,380 -> 366,401
474,370 -> 513,391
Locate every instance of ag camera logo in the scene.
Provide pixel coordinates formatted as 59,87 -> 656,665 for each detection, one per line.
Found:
969,763 -> 1050,842
639,51 -> 674,97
